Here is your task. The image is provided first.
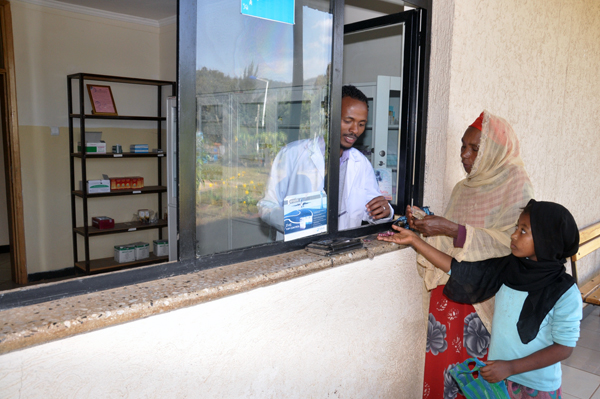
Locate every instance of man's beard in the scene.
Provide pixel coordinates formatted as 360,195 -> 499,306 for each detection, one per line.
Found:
341,134 -> 358,149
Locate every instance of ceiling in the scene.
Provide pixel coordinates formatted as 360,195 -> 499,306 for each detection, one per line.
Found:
50,0 -> 177,21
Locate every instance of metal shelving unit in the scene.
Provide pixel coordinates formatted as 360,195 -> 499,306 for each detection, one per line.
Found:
67,73 -> 176,274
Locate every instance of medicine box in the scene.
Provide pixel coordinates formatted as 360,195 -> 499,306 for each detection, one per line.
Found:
130,144 -> 149,154
77,142 -> 106,154
153,240 -> 169,256
80,180 -> 111,194
109,176 -> 144,190
91,216 -> 114,229
130,176 -> 144,189
131,242 -> 149,260
114,244 -> 135,263
110,177 -> 131,190
77,131 -> 105,153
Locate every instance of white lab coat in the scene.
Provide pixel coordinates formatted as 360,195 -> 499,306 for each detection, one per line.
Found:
258,137 -> 393,236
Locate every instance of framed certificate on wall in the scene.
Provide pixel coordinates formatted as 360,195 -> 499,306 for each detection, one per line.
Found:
87,84 -> 118,115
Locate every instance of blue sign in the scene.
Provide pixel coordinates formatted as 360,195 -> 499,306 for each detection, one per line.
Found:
241,0 -> 295,25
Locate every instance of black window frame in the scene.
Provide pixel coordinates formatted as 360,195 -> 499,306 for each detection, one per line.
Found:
0,0 -> 431,311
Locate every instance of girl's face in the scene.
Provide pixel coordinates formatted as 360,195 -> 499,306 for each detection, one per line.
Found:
511,212 -> 537,260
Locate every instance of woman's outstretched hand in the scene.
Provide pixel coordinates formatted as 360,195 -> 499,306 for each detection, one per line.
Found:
377,224 -> 417,246
406,205 -> 459,238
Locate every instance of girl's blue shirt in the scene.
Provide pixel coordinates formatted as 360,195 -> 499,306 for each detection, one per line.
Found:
488,284 -> 582,391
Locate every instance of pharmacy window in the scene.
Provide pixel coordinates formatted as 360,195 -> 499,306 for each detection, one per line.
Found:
0,0 -> 429,309
177,0 -> 429,267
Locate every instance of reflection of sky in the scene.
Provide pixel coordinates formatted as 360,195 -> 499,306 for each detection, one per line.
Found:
196,1 -> 332,83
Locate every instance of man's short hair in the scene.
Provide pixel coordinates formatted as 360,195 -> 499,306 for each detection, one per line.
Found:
342,85 -> 368,109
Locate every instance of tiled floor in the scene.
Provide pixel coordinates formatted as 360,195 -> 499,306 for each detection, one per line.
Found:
562,305 -> 600,399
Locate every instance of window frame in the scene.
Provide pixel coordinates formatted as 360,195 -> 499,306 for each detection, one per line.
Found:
0,0 -> 431,311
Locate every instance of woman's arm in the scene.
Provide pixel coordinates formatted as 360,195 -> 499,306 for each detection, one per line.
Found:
479,343 -> 573,383
377,224 -> 453,272
406,205 -> 460,238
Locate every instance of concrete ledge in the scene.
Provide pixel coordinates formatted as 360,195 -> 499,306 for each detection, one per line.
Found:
0,236 -> 404,354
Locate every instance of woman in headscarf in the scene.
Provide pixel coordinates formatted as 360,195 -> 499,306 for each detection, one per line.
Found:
408,111 -> 534,399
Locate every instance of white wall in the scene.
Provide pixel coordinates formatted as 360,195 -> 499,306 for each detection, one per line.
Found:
159,22 -> 177,80
10,1 -> 176,273
343,4 -> 404,84
0,250 -> 427,399
427,0 -> 600,283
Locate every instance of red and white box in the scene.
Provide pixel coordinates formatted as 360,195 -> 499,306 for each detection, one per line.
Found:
109,176 -> 144,190
92,216 -> 115,229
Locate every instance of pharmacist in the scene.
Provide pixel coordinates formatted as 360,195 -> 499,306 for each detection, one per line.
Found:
258,85 -> 393,237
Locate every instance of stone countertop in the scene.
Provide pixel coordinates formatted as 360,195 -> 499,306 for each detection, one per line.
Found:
0,236 -> 402,355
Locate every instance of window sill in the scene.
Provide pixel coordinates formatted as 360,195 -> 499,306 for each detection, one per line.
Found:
0,235 -> 404,355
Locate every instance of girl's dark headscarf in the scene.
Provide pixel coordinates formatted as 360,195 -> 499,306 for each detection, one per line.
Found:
444,199 -> 579,344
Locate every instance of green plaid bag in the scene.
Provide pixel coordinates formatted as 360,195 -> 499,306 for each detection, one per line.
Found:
449,358 -> 510,399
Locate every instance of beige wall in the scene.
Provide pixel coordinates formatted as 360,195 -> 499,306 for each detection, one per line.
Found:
11,1 -> 176,272
427,0 -> 600,283
0,250 -> 427,398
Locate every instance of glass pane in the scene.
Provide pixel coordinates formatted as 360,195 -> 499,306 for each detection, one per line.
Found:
344,15 -> 406,209
352,76 -> 403,206
195,0 -> 333,256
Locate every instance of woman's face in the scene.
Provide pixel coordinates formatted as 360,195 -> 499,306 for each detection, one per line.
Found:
460,127 -> 482,174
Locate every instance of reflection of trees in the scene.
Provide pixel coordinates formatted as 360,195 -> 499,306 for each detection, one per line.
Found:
196,62 -> 260,95
195,64 -> 330,221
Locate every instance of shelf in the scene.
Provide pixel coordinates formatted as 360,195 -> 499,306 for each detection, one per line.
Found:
74,219 -> 168,237
72,152 -> 166,158
68,73 -> 175,275
67,73 -> 175,87
74,185 -> 167,198
75,253 -> 169,274
70,113 -> 166,121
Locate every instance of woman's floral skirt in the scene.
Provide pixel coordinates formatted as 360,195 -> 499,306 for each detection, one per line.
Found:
423,286 -> 491,399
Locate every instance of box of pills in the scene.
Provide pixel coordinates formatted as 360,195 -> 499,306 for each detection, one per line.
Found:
77,142 -> 107,154
130,176 -> 144,189
153,240 -> 169,256
92,216 -> 114,229
131,242 -> 149,260
114,244 -> 135,263
110,177 -> 131,190
80,180 -> 110,194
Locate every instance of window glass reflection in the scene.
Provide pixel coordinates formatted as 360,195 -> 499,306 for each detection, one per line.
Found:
195,0 -> 333,255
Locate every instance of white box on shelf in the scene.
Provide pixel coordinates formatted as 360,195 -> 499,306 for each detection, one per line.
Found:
79,179 -> 110,194
77,142 -> 106,154
114,244 -> 135,263
153,240 -> 169,256
131,242 -> 149,260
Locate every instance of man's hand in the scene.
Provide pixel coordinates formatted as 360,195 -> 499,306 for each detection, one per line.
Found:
480,360 -> 513,383
366,196 -> 391,220
406,205 -> 458,238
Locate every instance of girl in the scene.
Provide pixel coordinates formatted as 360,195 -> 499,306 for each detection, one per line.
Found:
379,199 -> 582,398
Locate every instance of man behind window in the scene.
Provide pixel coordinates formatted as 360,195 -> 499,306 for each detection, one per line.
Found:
258,85 -> 393,237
